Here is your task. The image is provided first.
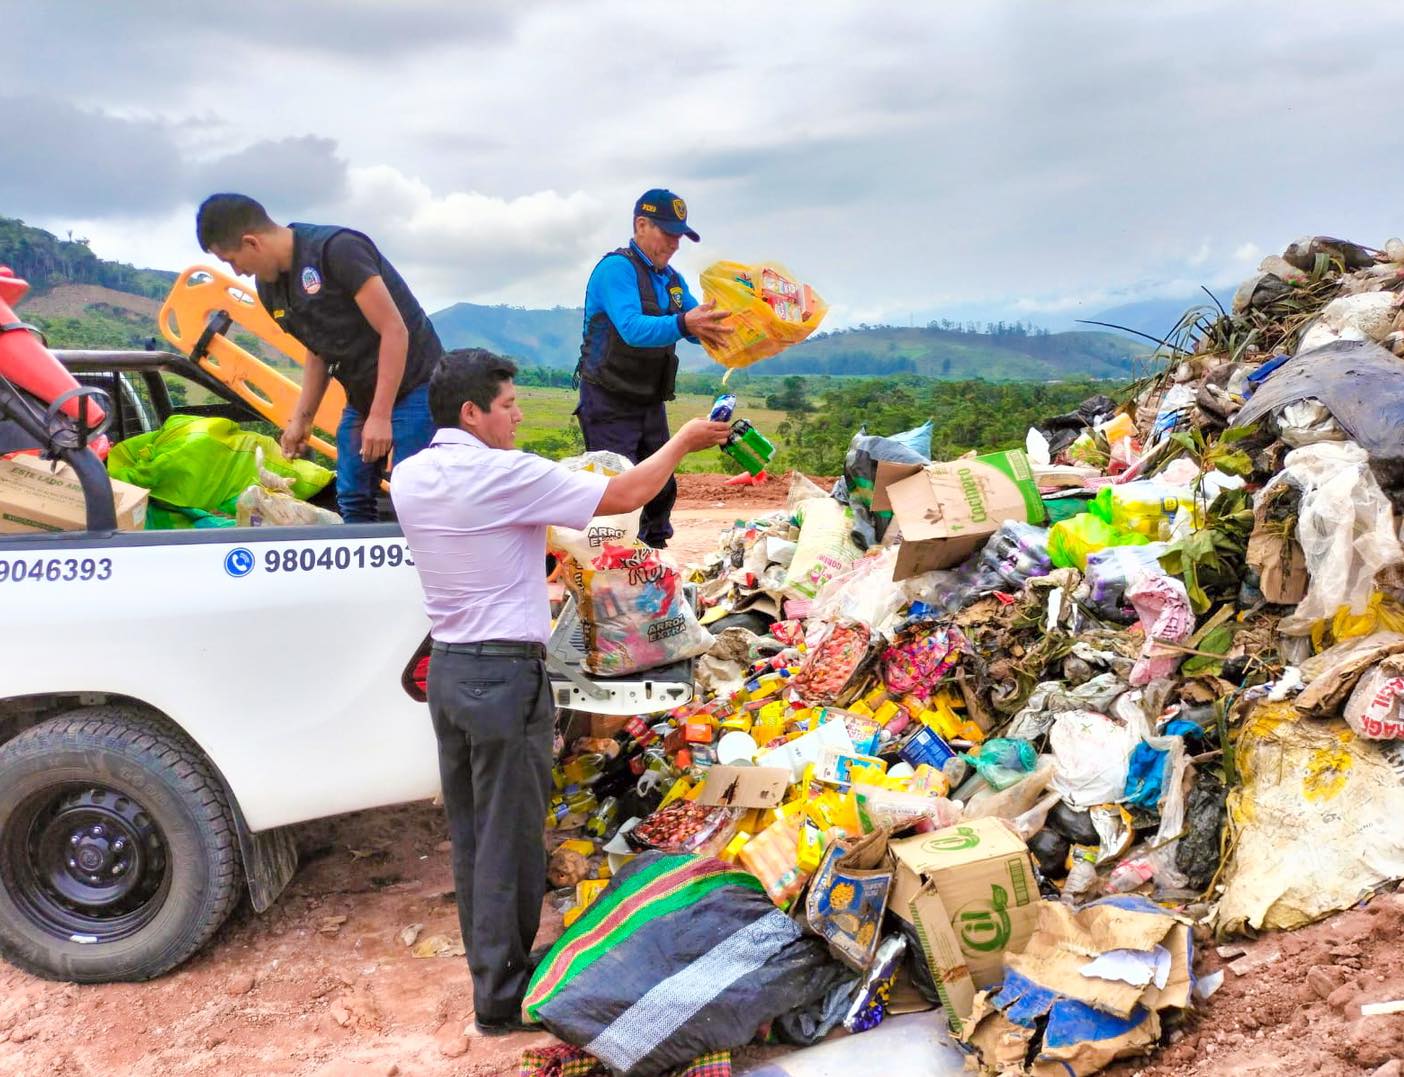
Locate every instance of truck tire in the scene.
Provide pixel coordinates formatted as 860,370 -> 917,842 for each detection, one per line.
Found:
0,706 -> 242,982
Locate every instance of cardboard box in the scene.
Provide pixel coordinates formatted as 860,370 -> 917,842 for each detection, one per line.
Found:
697,765 -> 791,809
0,454 -> 147,534
873,450 -> 1046,580
892,818 -> 1041,1030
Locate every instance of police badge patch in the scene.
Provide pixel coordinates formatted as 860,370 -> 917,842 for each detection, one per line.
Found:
671,198 -> 686,220
301,266 -> 322,295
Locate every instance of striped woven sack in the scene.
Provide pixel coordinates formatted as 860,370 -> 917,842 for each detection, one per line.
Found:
524,852 -> 844,1077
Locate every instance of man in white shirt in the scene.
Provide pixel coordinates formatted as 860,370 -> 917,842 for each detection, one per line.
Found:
391,348 -> 729,1034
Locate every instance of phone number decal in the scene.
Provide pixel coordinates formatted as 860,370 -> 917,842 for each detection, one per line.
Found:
0,556 -> 112,583
259,543 -> 415,574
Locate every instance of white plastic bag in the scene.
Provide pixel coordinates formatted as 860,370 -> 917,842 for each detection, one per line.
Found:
547,450 -> 640,563
1270,442 -> 1404,636
235,447 -> 343,527
1048,711 -> 1137,808
809,546 -> 905,632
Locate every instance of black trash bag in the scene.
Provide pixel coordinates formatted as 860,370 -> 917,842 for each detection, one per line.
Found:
1034,394 -> 1118,457
1029,828 -> 1071,880
1047,801 -> 1100,846
773,974 -> 862,1046
842,425 -> 931,550
1176,770 -> 1227,893
524,852 -> 850,1077
896,917 -> 941,1007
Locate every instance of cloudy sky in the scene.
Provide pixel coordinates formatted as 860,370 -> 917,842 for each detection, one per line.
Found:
8,1 -> 1403,329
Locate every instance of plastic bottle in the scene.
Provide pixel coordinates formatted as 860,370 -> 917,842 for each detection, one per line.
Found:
1105,857 -> 1155,894
1062,847 -> 1099,905
586,796 -> 619,838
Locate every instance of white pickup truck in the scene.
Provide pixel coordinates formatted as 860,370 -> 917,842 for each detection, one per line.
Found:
0,347 -> 696,984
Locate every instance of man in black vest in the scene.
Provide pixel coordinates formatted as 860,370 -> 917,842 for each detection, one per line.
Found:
195,193 -> 443,522
574,189 -> 732,548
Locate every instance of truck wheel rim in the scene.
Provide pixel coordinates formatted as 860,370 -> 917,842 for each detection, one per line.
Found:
5,784 -> 171,943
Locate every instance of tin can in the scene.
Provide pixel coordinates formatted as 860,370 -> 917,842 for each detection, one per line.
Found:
709,393 -> 738,422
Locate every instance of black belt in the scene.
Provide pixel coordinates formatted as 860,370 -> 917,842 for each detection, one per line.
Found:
431,639 -> 546,659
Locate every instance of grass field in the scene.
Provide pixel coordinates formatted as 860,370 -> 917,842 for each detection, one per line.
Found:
513,386 -> 791,473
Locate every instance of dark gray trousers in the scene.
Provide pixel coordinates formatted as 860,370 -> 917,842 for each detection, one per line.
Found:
427,649 -> 554,1021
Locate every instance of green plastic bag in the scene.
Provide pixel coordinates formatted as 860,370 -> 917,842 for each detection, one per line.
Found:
107,416 -> 333,516
1047,512 -> 1149,570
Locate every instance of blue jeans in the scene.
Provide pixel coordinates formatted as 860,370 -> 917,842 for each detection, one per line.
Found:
336,383 -> 433,523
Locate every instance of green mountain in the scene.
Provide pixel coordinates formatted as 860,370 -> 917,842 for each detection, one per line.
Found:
0,216 -> 176,299
429,302 -> 587,368
762,324 -> 1145,380
430,302 -> 1146,381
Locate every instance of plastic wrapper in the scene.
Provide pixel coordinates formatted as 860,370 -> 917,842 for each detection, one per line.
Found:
1076,542 -> 1172,621
739,814 -> 810,907
782,496 -> 863,599
790,621 -> 871,704
235,447 -> 342,527
852,785 -> 960,834
976,521 -> 1053,590
1262,442 -> 1404,636
568,543 -> 715,676
547,450 -> 640,563
699,260 -> 829,371
1047,513 -> 1150,571
626,801 -> 742,856
880,624 -> 966,699
1150,382 -> 1196,443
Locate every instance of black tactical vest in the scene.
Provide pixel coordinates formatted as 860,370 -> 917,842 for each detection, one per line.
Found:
257,223 -> 441,414
575,247 -> 682,405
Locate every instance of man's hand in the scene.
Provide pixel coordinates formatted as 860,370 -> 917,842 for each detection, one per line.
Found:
361,413 -> 394,462
280,417 -> 311,459
684,301 -> 734,348
676,418 -> 734,454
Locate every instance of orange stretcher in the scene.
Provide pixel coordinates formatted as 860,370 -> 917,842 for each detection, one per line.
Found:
158,266 -> 346,461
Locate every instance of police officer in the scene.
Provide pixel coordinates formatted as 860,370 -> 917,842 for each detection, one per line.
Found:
574,189 -> 732,548
195,193 -> 443,522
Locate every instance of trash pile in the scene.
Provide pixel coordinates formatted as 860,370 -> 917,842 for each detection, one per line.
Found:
531,235 -> 1404,1076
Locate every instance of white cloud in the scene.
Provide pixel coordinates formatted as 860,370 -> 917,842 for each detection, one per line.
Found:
9,0 -> 1404,331
335,166 -> 608,308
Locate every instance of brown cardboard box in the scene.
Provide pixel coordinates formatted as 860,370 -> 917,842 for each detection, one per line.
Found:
873,450 -> 1046,581
893,818 -> 1042,1031
0,454 -> 147,534
697,765 -> 791,809
584,713 -> 631,739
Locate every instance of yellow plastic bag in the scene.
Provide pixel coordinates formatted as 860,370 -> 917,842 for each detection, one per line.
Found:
699,261 -> 828,370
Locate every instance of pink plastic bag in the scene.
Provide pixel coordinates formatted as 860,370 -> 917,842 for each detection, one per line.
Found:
1127,574 -> 1194,686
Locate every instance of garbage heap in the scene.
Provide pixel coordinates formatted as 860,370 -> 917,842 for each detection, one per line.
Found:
529,235 -> 1404,1077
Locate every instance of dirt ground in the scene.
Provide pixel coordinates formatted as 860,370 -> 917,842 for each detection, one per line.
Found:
5,472 -> 1398,1077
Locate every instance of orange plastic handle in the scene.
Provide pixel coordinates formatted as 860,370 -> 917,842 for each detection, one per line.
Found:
158,266 -> 345,461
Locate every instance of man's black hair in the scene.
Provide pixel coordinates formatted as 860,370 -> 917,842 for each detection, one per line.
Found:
196,193 -> 277,252
429,348 -> 518,428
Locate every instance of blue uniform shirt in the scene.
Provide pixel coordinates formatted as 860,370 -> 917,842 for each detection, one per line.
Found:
582,240 -> 700,349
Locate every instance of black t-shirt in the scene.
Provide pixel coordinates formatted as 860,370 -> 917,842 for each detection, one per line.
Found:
321,232 -> 382,299
259,223 -> 442,415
